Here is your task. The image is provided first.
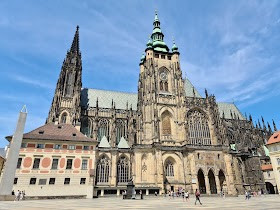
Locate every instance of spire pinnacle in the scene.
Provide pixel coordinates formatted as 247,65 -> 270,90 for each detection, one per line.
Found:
70,25 -> 80,53
273,119 -> 277,132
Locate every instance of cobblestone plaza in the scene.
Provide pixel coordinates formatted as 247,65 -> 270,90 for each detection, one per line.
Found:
0,195 -> 279,210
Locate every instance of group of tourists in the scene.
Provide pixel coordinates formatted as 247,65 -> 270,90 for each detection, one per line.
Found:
12,190 -> 25,201
166,188 -> 202,205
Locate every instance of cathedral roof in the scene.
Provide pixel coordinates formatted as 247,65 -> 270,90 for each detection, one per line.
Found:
217,103 -> 245,120
184,78 -> 202,98
267,131 -> 280,145
81,86 -> 245,120
6,123 -> 95,143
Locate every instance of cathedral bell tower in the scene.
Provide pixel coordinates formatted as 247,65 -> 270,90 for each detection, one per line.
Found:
138,12 -> 186,144
47,26 -> 82,127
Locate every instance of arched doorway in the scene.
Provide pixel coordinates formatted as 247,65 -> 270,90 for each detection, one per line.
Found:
208,170 -> 217,194
218,170 -> 226,192
265,182 -> 275,194
197,169 -> 206,194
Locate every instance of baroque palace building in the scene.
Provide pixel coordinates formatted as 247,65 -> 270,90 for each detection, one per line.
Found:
6,12 -> 277,198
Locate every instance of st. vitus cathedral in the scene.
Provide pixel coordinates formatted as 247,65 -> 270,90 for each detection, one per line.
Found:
46,12 -> 275,195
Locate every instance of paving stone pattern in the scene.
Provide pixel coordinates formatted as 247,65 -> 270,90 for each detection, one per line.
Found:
0,195 -> 279,210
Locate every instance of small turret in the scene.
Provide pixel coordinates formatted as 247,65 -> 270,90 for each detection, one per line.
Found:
172,38 -> 179,53
140,53 -> 145,65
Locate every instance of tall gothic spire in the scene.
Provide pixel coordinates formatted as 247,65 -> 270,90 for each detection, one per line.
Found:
70,25 -> 80,53
47,26 -> 82,125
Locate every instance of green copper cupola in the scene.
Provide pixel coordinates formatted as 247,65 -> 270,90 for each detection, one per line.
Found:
150,11 -> 169,53
172,38 -> 179,53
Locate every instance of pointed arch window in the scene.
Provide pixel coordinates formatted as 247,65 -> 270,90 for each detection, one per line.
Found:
117,156 -> 130,183
162,111 -> 172,135
187,110 -> 211,145
65,72 -> 74,96
116,119 -> 126,144
98,119 -> 109,142
61,113 -> 67,124
96,156 -> 110,184
160,81 -> 163,91
165,160 -> 174,177
164,81 -> 168,91
81,118 -> 91,137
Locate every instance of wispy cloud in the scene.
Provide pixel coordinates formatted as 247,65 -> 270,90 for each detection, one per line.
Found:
12,75 -> 53,89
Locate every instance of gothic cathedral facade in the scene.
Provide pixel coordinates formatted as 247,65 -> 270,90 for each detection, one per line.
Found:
46,12 -> 273,196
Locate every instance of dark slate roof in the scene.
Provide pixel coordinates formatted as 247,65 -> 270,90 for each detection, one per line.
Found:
6,123 -> 96,143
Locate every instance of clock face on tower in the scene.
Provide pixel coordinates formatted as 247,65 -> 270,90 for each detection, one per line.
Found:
160,72 -> 167,81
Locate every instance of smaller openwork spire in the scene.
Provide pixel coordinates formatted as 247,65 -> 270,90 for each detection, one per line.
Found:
70,25 -> 80,53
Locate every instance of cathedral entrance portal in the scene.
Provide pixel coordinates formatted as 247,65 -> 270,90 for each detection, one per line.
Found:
265,182 -> 275,194
197,169 -> 206,194
218,170 -> 226,192
208,170 -> 217,194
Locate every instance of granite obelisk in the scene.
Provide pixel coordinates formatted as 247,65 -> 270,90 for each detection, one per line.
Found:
0,106 -> 27,196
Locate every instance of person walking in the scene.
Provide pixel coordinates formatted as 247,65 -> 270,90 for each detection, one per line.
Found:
185,191 -> 189,202
168,190 -> 171,200
194,189 -> 202,205
182,189 -> 185,201
14,190 -> 20,201
245,191 -> 248,200
140,190 -> 143,200
20,191 -> 24,201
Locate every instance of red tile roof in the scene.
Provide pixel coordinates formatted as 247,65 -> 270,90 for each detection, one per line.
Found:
267,131 -> 280,145
261,164 -> 273,171
6,123 -> 97,143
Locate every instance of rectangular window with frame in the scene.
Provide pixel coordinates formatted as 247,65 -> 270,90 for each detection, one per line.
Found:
17,158 -> 22,169
68,145 -> 75,150
155,54 -> 159,58
83,145 -> 89,150
39,179 -> 47,185
167,56 -> 171,60
33,158 -> 40,169
51,159 -> 59,169
54,144 -> 61,149
66,159 -> 73,169
14,178 -> 18,185
81,159 -> 88,170
277,158 -> 280,165
49,178 -> 56,185
21,143 -> 27,148
161,55 -> 165,59
64,178 -> 70,185
30,178 -> 36,185
80,178 -> 86,185
37,144 -> 44,149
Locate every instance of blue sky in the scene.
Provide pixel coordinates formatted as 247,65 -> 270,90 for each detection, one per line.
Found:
0,0 -> 280,147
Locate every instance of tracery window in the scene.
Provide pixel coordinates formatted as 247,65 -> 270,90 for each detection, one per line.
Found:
96,156 -> 110,183
81,118 -> 91,137
65,72 -> 73,96
165,160 -> 174,177
164,81 -> 168,91
188,110 -> 211,145
162,111 -> 172,135
98,119 -> 109,142
116,119 -> 126,144
61,113 -> 67,124
117,156 -> 130,183
159,68 -> 168,92
160,81 -> 163,91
